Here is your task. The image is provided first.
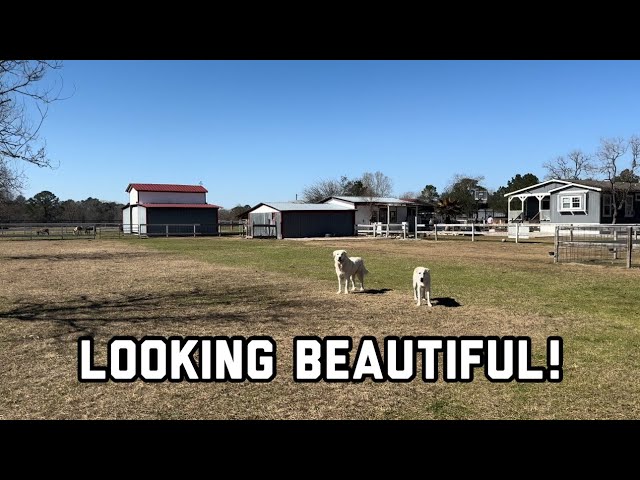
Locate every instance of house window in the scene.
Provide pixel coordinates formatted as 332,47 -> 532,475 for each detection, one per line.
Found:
390,209 -> 397,223
625,195 -> 634,217
602,194 -> 612,217
370,210 -> 378,223
635,193 -> 640,202
558,194 -> 584,212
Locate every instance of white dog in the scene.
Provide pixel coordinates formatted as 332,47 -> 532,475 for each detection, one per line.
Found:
333,249 -> 369,294
413,266 -> 433,307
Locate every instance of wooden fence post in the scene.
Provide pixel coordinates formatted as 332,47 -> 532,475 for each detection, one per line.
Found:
434,224 -> 438,241
166,225 -> 169,238
515,223 -> 519,243
471,223 -> 475,242
554,226 -> 559,263
627,226 -> 633,268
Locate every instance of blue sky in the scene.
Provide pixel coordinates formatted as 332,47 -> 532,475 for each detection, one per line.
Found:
21,60 -> 640,208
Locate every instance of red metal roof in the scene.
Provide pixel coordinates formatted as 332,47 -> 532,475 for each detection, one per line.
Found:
127,183 -> 208,193
139,203 -> 220,209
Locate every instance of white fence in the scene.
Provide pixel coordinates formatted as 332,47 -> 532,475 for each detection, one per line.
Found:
357,222 -> 409,238
356,222 -> 558,242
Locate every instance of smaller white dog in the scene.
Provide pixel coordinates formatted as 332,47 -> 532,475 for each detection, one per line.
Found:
333,249 -> 369,294
413,266 -> 433,307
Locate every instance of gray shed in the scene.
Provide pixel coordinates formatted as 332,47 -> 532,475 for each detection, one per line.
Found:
246,202 -> 356,239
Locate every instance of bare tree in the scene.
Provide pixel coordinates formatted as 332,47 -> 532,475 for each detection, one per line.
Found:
596,137 -> 630,224
301,177 -> 344,203
398,191 -> 420,200
542,150 -> 595,180
361,171 -> 393,197
0,60 -> 66,198
0,158 -> 24,200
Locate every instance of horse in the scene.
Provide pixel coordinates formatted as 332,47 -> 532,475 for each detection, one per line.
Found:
36,228 -> 50,235
73,226 -> 83,235
84,226 -> 94,235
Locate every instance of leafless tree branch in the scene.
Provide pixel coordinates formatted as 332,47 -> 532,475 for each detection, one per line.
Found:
0,60 -> 67,199
542,150 -> 594,180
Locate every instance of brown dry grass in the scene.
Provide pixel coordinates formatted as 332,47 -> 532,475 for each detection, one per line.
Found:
0,238 -> 638,419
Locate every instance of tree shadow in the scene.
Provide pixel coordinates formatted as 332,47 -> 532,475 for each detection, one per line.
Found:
0,286 -> 318,341
432,297 -> 461,307
2,251 -> 156,262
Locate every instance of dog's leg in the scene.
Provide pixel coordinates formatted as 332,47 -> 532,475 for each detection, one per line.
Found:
426,287 -> 432,307
359,271 -> 364,291
345,276 -> 350,294
337,276 -> 342,294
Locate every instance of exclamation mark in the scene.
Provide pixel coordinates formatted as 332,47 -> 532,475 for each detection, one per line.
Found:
547,337 -> 563,382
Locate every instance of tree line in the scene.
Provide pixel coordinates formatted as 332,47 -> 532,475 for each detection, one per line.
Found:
0,190 -> 124,224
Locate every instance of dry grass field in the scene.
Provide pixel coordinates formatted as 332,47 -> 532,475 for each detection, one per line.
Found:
1,236 -> 639,419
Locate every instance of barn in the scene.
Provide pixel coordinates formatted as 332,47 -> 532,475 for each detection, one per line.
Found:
122,183 -> 220,235
245,202 -> 356,239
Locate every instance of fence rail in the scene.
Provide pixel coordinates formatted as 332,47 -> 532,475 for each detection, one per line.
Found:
0,221 -> 247,240
356,222 -> 555,242
357,222 -> 409,238
0,223 -> 100,239
554,224 -> 639,268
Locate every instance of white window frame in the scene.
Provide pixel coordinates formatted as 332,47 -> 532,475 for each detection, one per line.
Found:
557,191 -> 586,212
635,193 -> 640,202
625,194 -> 634,217
602,194 -> 612,217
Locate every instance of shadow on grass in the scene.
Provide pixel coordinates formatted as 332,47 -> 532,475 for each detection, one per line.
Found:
433,297 -> 461,307
0,286 -> 316,340
2,251 -> 158,262
363,288 -> 392,295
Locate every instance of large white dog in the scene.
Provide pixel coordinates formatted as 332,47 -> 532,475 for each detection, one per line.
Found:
413,266 -> 433,307
333,249 -> 369,294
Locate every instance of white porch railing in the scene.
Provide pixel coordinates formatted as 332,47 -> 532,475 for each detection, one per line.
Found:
508,210 -> 523,222
357,222 -> 408,238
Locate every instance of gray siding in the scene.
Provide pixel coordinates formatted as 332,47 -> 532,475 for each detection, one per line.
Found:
146,208 -> 218,234
525,182 -> 567,194
550,191 -> 601,224
282,211 -> 355,238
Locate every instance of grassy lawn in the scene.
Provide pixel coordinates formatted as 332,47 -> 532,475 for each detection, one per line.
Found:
0,236 -> 638,419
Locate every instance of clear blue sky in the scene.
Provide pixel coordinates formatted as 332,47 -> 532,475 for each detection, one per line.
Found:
21,60 -> 640,208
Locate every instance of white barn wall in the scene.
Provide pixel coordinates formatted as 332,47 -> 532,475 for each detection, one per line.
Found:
122,207 -> 131,233
251,205 -> 278,213
138,207 -> 147,234
355,205 -> 373,224
133,190 -> 206,204
130,189 -> 139,204
326,198 -> 354,208
131,206 -> 139,232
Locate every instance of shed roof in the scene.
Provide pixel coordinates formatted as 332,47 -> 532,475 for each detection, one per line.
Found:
126,183 -> 208,193
247,202 -> 355,213
322,196 -> 419,205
